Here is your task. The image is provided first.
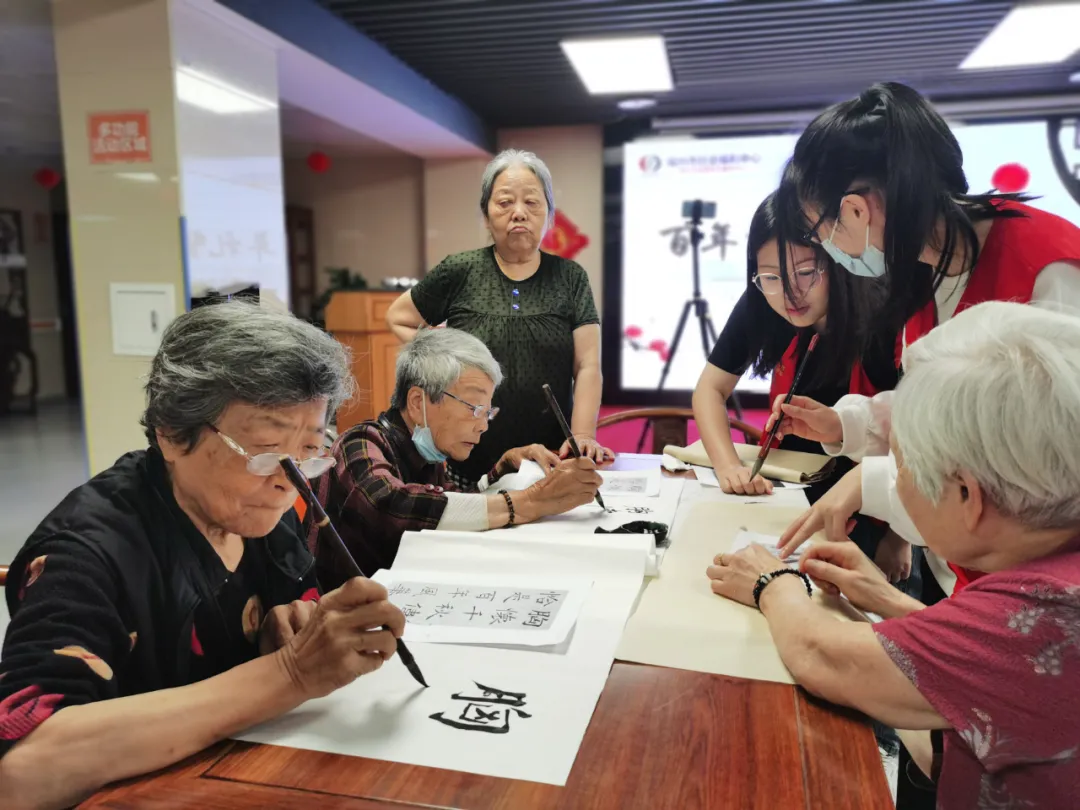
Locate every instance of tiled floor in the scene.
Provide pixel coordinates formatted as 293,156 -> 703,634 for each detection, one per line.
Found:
0,400 -> 89,635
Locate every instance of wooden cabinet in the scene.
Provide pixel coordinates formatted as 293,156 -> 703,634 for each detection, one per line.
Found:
324,291 -> 402,432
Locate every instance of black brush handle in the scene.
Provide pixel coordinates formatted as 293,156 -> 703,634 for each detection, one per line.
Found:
541,384 -> 608,511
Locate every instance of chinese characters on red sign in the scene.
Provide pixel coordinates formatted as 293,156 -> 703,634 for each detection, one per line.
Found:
540,209 -> 589,260
87,111 -> 152,164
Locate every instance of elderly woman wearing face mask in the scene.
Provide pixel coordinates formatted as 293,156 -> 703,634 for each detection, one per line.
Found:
707,301 -> 1080,810
0,303 -> 406,810
386,149 -> 613,488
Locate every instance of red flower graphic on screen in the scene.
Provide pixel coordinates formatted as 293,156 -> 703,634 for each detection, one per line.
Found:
991,163 -> 1030,193
541,210 -> 589,260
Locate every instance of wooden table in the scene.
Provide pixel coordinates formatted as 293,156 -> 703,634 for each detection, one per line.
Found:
80,457 -> 892,809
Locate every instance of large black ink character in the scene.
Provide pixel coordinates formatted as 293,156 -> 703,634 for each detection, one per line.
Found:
660,225 -> 690,257
429,682 -> 532,734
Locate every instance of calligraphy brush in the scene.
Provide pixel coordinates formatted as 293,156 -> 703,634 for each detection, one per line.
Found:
541,383 -> 608,512
278,456 -> 428,689
749,332 -> 820,482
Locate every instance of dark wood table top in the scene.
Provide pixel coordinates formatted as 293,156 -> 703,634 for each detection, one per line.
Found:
80,663 -> 891,810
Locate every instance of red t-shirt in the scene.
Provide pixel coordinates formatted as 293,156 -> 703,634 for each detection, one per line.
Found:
874,538 -> 1080,809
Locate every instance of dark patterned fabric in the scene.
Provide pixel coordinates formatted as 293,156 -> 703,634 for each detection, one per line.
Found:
410,246 -> 599,482
0,450 -> 315,758
312,410 -> 460,591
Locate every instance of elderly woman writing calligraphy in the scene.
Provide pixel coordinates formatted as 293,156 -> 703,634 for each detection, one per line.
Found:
0,303 -> 406,810
707,302 -> 1080,809
386,149 -> 612,487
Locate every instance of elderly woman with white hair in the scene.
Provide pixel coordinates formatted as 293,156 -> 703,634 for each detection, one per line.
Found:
0,302 -> 407,810
707,301 -> 1080,809
386,149 -> 612,488
314,326 -> 601,590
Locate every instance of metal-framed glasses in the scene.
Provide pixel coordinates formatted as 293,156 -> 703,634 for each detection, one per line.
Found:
752,265 -> 824,297
209,425 -> 335,479
443,391 -> 499,421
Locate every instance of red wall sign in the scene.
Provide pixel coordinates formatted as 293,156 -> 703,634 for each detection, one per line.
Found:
88,111 -> 152,164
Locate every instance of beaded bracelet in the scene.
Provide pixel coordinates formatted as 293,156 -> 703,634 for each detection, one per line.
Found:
499,490 -> 516,526
752,568 -> 812,609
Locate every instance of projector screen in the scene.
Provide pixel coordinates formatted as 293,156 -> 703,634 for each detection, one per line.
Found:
620,118 -> 1080,396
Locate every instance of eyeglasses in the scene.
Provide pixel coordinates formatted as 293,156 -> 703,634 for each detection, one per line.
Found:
443,391 -> 499,421
208,425 -> 335,479
753,265 -> 824,297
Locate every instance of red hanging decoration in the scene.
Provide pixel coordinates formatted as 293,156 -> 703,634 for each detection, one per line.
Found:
991,162 -> 1030,194
33,167 -> 61,190
306,151 -> 331,174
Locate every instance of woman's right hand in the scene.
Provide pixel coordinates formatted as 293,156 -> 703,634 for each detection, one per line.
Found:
523,457 -> 602,518
765,394 -> 843,445
276,577 -> 405,700
716,464 -> 773,496
799,541 -> 896,616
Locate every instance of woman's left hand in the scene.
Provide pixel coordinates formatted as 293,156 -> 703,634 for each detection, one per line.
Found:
706,544 -> 783,607
559,435 -> 615,465
497,444 -> 560,475
259,598 -> 318,656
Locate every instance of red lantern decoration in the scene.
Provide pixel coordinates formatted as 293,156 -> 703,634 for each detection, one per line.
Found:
306,151 -> 331,174
33,167 -> 61,190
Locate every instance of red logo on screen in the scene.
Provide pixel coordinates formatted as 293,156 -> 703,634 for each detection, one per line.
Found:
639,155 -> 662,173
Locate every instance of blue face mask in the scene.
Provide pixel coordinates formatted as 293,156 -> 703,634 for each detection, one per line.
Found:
412,397 -> 447,464
820,219 -> 887,279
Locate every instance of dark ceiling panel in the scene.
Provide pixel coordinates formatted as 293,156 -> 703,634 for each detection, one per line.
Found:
314,0 -> 1080,128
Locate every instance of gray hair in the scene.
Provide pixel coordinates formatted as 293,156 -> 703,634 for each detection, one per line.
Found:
892,301 -> 1080,530
391,327 -> 503,410
142,301 -> 354,450
479,148 -> 555,222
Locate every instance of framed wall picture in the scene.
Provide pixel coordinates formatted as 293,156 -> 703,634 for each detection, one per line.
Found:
0,209 -> 27,269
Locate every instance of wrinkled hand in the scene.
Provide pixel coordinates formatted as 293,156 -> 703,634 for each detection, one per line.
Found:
764,394 -> 843,446
259,598 -> 318,656
275,577 -> 405,700
800,541 -> 895,615
874,529 -> 913,584
526,456 -> 602,517
497,443 -> 560,476
778,465 -> 863,557
716,464 -> 773,496
706,543 -> 783,607
559,435 -> 614,465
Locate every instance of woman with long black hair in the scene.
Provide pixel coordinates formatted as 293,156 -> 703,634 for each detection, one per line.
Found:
771,82 -> 1080,596
693,193 -> 909,578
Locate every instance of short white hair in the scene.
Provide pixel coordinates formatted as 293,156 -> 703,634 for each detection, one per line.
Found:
390,327 -> 503,410
479,148 -> 555,224
892,301 -> 1080,529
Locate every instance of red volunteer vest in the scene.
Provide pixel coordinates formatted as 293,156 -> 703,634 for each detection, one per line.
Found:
898,202 -> 1080,592
762,335 -> 882,450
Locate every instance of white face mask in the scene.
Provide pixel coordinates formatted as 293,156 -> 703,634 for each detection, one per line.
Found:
820,219 -> 887,278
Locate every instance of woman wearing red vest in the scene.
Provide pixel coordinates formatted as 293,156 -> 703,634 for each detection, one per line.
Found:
769,82 -> 1080,600
693,193 -> 904,572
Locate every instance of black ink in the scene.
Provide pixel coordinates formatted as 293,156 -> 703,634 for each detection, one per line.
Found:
475,591 -> 496,601
419,586 -> 438,597
465,607 -> 483,621
489,608 -> 518,625
430,682 -> 533,733
388,584 -> 411,597
426,603 -> 453,620
534,591 -> 561,607
401,603 -> 422,618
450,588 -> 470,599
701,222 -> 737,260
623,506 -> 654,515
502,591 -> 527,603
523,610 -> 551,628
660,225 -> 690,257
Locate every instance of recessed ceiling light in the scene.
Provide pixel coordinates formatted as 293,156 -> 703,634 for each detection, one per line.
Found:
1070,70 -> 1080,83
617,98 -> 657,111
961,3 -> 1080,70
561,36 -> 673,95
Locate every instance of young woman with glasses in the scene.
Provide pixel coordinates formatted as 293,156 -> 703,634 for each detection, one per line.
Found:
692,193 -> 911,582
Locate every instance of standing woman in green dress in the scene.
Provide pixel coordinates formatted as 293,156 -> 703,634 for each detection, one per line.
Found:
386,149 -> 613,486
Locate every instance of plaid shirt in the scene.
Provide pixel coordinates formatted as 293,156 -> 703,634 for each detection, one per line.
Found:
310,410 -> 461,591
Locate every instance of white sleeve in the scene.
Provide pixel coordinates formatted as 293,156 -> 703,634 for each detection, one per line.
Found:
820,390 -> 895,462
436,492 -> 490,531
859,453 -> 926,547
1032,261 -> 1080,308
